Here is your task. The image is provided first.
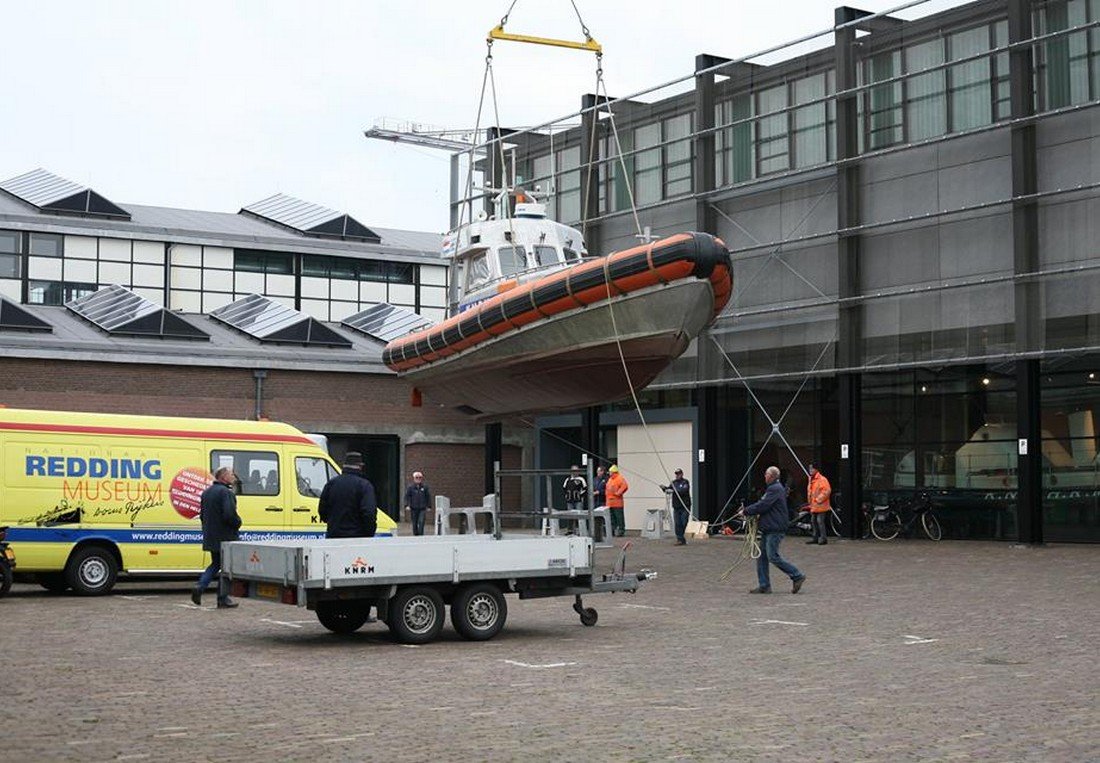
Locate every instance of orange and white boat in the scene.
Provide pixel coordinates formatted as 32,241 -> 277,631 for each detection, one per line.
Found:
382,193 -> 731,418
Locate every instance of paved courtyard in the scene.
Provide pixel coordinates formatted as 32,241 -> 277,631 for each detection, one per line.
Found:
4,532 -> 1098,762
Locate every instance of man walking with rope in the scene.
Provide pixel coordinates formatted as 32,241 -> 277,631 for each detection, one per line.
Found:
741,466 -> 806,594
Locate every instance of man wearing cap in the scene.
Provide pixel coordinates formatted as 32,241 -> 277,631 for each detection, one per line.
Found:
664,468 -> 692,545
606,464 -> 629,537
319,451 -> 378,539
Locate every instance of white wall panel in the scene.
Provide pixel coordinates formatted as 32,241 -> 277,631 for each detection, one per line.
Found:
132,240 -> 165,264
203,246 -> 233,269
331,279 -> 357,301
330,301 -> 358,321
419,307 -> 446,322
389,283 -> 415,305
99,238 -> 131,262
133,264 -> 164,287
203,271 -> 230,292
64,259 -> 97,282
0,279 -> 21,301
266,273 -> 295,297
300,276 -> 329,299
171,266 -> 202,290
28,256 -> 63,280
64,235 -> 97,259
360,282 -> 386,302
98,261 -> 131,285
170,244 -> 202,267
421,265 -> 448,286
420,285 -> 447,307
233,271 -> 264,294
133,288 -> 164,305
202,292 -> 233,312
170,291 -> 202,313
300,299 -> 330,321
267,295 -> 295,309
617,421 -> 693,531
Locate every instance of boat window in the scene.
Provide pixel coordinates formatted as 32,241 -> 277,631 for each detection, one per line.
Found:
466,253 -> 490,289
498,245 -> 527,277
533,245 -> 560,267
563,247 -> 581,262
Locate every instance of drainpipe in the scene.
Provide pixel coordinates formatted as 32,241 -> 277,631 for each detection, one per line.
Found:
253,369 -> 267,420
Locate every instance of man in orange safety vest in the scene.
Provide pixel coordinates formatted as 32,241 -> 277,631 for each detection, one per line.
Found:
806,462 -> 832,546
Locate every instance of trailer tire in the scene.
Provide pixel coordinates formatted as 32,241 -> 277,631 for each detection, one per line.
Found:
389,586 -> 445,645
316,600 -> 371,634
451,583 -> 507,641
38,573 -> 68,594
66,545 -> 118,596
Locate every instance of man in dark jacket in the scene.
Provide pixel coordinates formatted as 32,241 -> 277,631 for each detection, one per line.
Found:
319,451 -> 377,539
404,470 -> 432,536
741,465 -> 806,594
192,466 -> 242,608
664,468 -> 692,546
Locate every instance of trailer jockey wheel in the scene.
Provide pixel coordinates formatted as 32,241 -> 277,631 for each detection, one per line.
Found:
573,595 -> 599,626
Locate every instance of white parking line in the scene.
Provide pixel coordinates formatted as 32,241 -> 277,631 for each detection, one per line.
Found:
503,659 -> 577,669
750,619 -> 809,626
903,634 -> 939,644
618,603 -> 671,611
259,617 -> 313,628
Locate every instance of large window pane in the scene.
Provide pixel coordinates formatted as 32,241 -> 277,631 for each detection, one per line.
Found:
792,74 -> 827,167
716,95 -> 753,185
0,230 -> 19,254
557,146 -> 581,223
756,84 -> 789,175
634,123 -> 661,206
948,26 -> 993,131
0,253 -> 20,278
906,39 -> 946,140
866,51 -> 903,148
663,113 -> 693,197
28,233 -> 62,257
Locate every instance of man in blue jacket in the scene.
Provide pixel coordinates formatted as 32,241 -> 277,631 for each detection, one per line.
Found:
319,452 -> 378,539
741,465 -> 806,594
193,466 -> 242,608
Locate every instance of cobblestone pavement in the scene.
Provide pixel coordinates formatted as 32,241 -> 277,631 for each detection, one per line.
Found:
4,533 -> 1099,762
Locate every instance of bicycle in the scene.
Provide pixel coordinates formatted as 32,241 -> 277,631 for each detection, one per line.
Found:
869,492 -> 942,541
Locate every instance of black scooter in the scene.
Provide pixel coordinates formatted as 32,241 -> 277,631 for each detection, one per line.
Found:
0,526 -> 14,597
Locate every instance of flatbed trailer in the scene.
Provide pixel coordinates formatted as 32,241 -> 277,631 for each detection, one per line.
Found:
222,534 -> 653,644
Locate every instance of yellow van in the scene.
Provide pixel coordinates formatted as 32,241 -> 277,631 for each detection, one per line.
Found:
0,407 -> 397,595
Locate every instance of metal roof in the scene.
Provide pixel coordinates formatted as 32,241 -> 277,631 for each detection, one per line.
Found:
210,294 -> 352,348
342,303 -> 433,343
0,298 -> 52,333
243,194 -> 343,231
66,285 -> 210,340
0,168 -> 85,207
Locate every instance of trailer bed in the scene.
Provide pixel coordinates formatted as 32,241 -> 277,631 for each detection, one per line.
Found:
222,534 -> 652,643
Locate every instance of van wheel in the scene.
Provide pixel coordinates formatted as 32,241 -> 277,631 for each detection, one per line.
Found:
315,600 -> 371,634
450,583 -> 507,641
0,560 -> 12,597
389,586 -> 444,645
38,573 -> 68,594
66,546 -> 118,596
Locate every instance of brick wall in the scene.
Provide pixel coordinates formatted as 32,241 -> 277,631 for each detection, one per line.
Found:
403,442 -> 521,508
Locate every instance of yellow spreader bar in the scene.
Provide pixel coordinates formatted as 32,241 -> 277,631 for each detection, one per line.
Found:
488,25 -> 602,55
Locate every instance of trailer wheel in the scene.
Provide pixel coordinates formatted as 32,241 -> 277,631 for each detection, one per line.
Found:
66,545 -> 118,596
389,586 -> 444,645
38,573 -> 68,594
451,583 -> 507,641
315,600 -> 371,634
579,607 -> 598,627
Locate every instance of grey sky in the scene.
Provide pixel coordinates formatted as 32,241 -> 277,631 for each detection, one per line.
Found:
0,0 -> 968,234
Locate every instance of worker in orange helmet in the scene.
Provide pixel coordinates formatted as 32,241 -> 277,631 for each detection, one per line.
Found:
606,464 -> 629,537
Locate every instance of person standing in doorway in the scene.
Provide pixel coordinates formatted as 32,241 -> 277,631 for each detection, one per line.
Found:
593,465 -> 608,509
806,462 -> 833,546
404,470 -> 432,536
192,466 -> 241,609
560,465 -> 587,535
319,451 -> 377,539
665,468 -> 692,545
741,465 -> 806,594
606,464 -> 629,537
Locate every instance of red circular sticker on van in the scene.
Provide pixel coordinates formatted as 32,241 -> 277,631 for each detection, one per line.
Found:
170,467 -> 213,519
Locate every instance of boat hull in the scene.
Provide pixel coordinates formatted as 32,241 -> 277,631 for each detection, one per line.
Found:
406,279 -> 716,417
383,231 -> 732,418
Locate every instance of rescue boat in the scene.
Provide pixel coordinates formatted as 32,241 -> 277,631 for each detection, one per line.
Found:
382,193 -> 732,418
